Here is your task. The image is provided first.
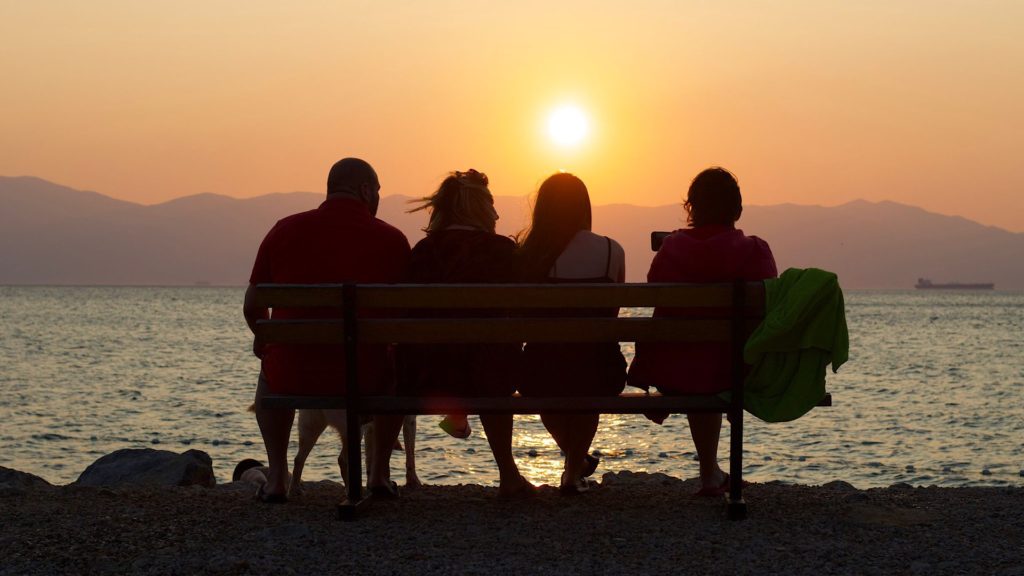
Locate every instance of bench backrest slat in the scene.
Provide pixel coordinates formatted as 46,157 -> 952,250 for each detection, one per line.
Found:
359,317 -> 747,344
253,282 -> 765,312
253,317 -> 763,344
252,285 -> 346,308
253,282 -> 766,346
357,283 -> 764,310
254,320 -> 346,345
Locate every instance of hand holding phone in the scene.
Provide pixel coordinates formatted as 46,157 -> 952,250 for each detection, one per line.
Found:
650,231 -> 670,251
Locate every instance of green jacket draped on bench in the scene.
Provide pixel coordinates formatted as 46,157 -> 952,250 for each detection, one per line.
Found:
742,268 -> 849,423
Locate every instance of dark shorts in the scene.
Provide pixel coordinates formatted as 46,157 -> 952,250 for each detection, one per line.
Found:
518,343 -> 627,397
395,343 -> 520,398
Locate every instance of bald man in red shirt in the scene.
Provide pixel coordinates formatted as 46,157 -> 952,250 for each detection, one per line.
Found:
243,158 -> 410,501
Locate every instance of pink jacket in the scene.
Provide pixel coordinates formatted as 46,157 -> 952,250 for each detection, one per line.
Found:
628,225 -> 777,394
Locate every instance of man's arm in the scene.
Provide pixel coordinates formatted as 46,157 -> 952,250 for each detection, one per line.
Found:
243,283 -> 269,357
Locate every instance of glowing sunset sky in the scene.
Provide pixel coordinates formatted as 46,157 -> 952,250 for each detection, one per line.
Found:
2,1 -> 1022,231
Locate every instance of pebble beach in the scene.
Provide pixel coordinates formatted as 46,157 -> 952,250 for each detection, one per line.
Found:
3,469 -> 1022,576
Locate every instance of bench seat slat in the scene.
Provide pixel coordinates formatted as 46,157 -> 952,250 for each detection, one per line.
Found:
262,393 -> 727,413
259,393 -> 832,414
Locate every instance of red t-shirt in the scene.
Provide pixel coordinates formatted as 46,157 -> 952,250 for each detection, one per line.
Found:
628,225 -> 777,394
249,196 -> 411,395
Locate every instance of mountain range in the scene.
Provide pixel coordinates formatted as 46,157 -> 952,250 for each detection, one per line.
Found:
2,176 -> 1022,289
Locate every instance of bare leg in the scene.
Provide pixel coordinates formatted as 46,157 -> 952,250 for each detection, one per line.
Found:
542,413 -> 598,488
402,415 -> 422,488
310,409 -> 352,489
688,413 -> 726,489
254,371 -> 294,497
368,415 -> 404,489
539,414 -> 570,454
290,409 -> 327,496
479,414 -> 532,494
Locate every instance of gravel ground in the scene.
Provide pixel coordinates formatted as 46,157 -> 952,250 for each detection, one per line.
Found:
2,471 -> 1022,575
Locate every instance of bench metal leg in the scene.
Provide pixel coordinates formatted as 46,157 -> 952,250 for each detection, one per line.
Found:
725,280 -> 748,521
727,497 -> 747,520
342,405 -> 364,521
337,494 -> 370,521
727,406 -> 747,521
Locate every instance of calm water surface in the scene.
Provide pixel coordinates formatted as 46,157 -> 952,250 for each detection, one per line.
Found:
1,287 -> 1021,488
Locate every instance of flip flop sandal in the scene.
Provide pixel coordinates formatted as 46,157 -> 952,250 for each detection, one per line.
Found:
559,476 -> 593,497
582,454 -> 600,478
439,417 -> 472,439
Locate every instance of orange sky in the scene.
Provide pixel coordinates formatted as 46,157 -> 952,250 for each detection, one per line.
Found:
2,1 -> 1022,231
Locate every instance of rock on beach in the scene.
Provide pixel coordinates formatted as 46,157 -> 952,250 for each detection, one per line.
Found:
74,448 -> 215,488
0,466 -> 54,497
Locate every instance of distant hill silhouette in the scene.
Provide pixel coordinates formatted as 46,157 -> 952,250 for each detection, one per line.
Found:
2,176 -> 1022,289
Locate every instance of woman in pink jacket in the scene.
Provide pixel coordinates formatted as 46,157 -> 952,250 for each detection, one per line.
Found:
628,167 -> 777,496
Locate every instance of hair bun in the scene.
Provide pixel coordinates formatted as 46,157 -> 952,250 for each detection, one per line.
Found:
455,169 -> 489,189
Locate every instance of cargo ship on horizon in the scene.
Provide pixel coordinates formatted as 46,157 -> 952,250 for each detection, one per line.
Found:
915,278 -> 995,290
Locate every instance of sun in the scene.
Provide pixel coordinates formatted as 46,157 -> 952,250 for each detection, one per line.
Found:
547,105 -> 589,147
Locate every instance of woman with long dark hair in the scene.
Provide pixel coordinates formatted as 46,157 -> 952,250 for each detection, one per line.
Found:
517,172 -> 627,495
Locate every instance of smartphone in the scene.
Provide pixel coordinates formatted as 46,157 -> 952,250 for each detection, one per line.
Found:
650,231 -> 671,251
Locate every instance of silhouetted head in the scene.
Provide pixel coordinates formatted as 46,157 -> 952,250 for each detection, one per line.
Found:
685,167 -> 742,228
232,458 -> 263,482
408,169 -> 498,233
327,158 -> 380,215
517,172 -> 592,280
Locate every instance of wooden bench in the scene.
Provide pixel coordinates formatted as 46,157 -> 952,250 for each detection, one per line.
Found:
253,282 -> 832,521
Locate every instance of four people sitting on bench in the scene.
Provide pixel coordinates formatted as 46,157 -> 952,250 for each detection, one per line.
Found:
247,159 -> 772,499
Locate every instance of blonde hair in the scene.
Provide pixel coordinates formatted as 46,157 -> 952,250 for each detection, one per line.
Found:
408,169 -> 496,233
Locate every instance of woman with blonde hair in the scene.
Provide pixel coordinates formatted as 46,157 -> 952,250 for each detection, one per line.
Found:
517,172 -> 627,495
395,169 -> 535,497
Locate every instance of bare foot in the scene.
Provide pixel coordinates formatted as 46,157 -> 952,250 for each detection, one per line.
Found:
498,476 -> 538,499
695,469 -> 728,495
405,471 -> 423,490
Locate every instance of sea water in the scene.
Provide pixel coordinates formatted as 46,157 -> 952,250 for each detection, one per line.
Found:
1,286 -> 1021,488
